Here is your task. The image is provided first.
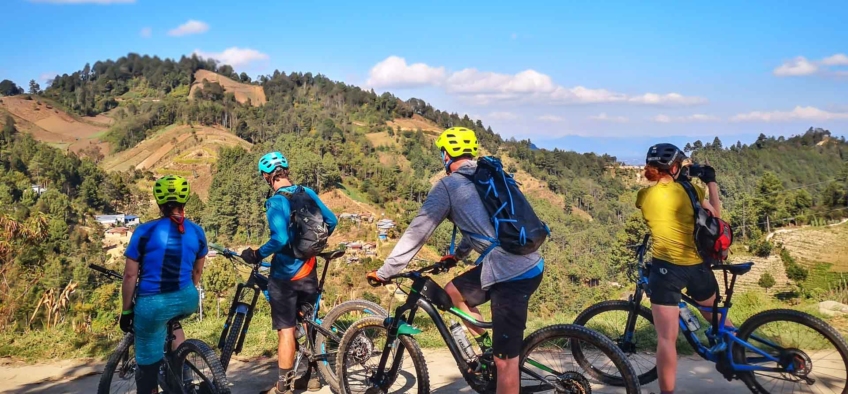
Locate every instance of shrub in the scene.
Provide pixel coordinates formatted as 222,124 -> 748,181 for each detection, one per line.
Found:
758,272 -> 776,292
748,238 -> 773,257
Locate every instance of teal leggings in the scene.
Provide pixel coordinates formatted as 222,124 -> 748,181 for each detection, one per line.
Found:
134,285 -> 199,365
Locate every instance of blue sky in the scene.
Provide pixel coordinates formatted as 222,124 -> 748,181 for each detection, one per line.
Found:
2,0 -> 847,159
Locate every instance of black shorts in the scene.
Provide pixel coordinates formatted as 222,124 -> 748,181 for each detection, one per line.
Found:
450,265 -> 543,360
268,271 -> 318,330
647,259 -> 717,306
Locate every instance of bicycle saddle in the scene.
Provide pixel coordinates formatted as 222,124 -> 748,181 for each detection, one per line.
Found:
318,249 -> 345,261
711,262 -> 754,275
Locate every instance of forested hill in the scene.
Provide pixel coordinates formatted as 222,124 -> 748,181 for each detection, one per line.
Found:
0,53 -> 846,351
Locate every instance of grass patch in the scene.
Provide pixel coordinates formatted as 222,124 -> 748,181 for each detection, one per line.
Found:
339,182 -> 370,204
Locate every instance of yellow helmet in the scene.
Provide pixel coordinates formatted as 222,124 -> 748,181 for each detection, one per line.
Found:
435,127 -> 478,158
153,175 -> 191,205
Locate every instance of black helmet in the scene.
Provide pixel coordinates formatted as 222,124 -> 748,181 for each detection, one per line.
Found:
646,143 -> 686,169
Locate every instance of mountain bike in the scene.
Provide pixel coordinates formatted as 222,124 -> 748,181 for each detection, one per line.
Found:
210,245 -> 387,393
572,234 -> 848,394
335,259 -> 641,393
89,264 -> 230,394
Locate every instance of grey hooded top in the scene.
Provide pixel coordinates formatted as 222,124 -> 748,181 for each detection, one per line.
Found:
377,161 -> 542,289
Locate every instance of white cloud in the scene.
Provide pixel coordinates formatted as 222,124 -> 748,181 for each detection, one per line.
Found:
168,20 -> 209,37
488,111 -> 519,120
39,72 -> 57,83
651,113 -> 720,123
365,56 -> 706,106
365,56 -> 446,89
140,27 -> 152,38
29,0 -> 134,3
773,54 -> 848,77
590,113 -> 629,123
821,53 -> 848,66
731,106 -> 848,122
193,47 -> 269,68
538,115 -> 564,122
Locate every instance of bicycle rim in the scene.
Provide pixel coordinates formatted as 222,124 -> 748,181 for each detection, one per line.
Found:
734,309 -> 848,394
98,333 -> 137,394
338,316 -> 429,394
521,324 -> 641,394
573,300 -> 659,385
316,300 -> 387,392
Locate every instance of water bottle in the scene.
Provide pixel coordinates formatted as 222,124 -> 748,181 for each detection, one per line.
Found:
679,303 -> 700,332
450,321 -> 475,359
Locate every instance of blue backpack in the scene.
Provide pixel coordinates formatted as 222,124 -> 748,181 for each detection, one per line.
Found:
453,156 -> 550,261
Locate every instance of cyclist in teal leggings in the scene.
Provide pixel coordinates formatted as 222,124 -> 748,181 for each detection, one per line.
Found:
120,175 -> 208,394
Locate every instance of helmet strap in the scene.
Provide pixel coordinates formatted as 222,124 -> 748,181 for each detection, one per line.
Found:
441,151 -> 454,174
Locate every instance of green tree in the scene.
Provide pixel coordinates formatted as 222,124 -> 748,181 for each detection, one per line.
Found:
758,272 -> 775,293
202,261 -> 238,317
0,80 -> 23,96
28,80 -> 41,95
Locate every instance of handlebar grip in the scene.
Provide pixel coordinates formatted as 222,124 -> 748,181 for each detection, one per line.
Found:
367,276 -> 384,287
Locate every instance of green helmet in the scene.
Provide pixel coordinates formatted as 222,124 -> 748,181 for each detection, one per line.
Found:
153,175 -> 191,205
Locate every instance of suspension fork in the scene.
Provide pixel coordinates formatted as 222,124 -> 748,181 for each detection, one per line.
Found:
623,286 -> 645,345
372,288 -> 423,389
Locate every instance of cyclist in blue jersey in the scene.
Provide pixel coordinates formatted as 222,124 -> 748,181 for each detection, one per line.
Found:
120,175 -> 208,394
240,151 -> 338,394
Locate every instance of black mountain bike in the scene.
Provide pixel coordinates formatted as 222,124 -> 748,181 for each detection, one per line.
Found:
90,264 -> 230,394
210,245 -> 387,393
336,259 -> 641,393
573,234 -> 848,394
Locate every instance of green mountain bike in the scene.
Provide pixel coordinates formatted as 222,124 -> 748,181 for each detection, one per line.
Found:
336,259 -> 641,393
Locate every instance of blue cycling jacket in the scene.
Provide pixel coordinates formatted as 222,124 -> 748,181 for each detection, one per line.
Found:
257,186 -> 338,280
125,218 -> 208,296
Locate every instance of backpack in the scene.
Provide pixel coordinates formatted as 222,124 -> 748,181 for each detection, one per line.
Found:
454,156 -> 550,261
678,180 -> 733,265
277,186 -> 329,260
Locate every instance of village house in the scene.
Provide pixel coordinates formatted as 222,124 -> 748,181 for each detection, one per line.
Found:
104,227 -> 133,243
95,214 -> 140,227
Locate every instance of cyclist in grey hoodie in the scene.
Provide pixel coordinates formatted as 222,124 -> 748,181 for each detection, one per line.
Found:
368,127 -> 544,394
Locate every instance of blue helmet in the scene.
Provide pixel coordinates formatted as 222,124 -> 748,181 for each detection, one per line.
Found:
258,151 -> 288,174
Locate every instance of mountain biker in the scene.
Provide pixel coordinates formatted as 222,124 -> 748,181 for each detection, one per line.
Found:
368,127 -> 544,394
240,151 -> 338,394
121,175 -> 207,394
638,143 -> 730,394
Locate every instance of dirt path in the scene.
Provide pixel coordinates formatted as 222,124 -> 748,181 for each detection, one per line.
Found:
0,349 -> 754,394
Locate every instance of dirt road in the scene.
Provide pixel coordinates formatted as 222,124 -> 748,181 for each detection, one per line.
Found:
0,349 -> 753,394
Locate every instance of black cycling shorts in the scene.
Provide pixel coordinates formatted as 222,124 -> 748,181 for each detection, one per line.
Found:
647,258 -> 717,306
268,271 -> 318,330
450,265 -> 543,360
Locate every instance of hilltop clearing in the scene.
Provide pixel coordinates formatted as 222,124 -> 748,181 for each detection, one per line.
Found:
100,124 -> 251,199
190,69 -> 266,106
0,95 -> 110,153
386,114 -> 443,134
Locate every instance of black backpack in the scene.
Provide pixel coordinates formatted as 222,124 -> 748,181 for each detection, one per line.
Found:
678,180 -> 733,266
455,156 -> 550,259
276,186 -> 329,260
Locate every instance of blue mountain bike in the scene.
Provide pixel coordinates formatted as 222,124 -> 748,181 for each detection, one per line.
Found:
573,234 -> 848,394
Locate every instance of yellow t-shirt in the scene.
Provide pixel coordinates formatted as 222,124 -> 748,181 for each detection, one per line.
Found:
636,181 -> 706,266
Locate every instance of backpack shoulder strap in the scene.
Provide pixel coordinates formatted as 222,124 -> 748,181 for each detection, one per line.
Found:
677,180 -> 702,216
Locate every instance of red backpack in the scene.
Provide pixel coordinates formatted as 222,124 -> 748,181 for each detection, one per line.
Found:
678,180 -> 733,265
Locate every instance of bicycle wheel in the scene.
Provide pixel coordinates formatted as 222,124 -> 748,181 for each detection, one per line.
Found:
315,300 -> 387,392
336,316 -> 429,394
174,338 -> 232,394
733,309 -> 848,394
219,312 -> 245,371
572,300 -> 659,385
98,333 -> 137,394
521,324 -> 641,394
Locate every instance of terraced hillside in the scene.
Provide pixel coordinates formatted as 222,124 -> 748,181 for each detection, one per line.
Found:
100,124 -> 252,199
0,95 -> 111,153
189,69 -> 266,106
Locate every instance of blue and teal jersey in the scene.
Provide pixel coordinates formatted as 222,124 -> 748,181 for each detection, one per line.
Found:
125,218 -> 208,296
258,185 -> 338,280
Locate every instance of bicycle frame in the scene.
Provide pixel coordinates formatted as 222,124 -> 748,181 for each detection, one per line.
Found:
368,268 -> 568,392
621,236 -> 791,378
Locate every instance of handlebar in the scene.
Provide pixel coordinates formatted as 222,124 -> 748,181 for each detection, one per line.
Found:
369,259 -> 457,287
209,244 -> 271,268
89,264 -> 123,281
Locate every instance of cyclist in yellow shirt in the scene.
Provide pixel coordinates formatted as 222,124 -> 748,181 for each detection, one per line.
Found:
637,143 -> 727,394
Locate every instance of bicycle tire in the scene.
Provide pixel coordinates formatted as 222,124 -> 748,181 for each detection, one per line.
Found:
521,323 -> 641,394
315,300 -> 387,393
336,316 -> 429,394
572,300 -> 659,386
174,338 -> 232,394
98,333 -> 136,394
733,309 -> 848,394
219,312 -> 246,371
